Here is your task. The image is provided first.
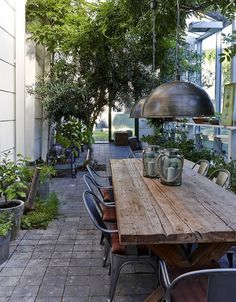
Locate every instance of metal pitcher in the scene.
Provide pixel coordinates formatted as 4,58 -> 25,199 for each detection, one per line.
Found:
157,148 -> 184,186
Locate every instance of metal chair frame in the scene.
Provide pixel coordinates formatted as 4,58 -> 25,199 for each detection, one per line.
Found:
83,174 -> 115,206
159,260 -> 236,302
192,159 -> 210,177
208,168 -> 231,189
127,150 -> 143,160
195,133 -> 203,150
86,164 -> 112,186
83,191 -> 159,302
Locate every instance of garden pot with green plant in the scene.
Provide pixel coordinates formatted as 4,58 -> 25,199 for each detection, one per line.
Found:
0,153 -> 28,240
0,212 -> 12,264
38,165 -> 56,200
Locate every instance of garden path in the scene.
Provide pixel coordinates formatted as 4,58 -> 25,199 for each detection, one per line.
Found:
0,143 -> 159,302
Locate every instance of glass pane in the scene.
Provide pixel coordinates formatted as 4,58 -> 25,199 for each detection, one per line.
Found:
93,106 -> 109,142
111,106 -> 134,141
221,24 -> 233,112
202,33 -> 217,108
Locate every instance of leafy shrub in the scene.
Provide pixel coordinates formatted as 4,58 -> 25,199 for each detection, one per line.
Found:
0,212 -> 12,237
21,192 -> 58,229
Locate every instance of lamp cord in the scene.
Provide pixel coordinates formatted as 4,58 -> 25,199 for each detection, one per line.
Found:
152,3 -> 156,88
175,0 -> 180,80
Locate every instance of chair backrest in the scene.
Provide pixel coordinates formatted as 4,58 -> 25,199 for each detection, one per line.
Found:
208,168 -> 231,189
195,133 -> 203,150
82,191 -> 111,242
213,137 -> 222,156
83,174 -> 104,204
160,260 -> 236,302
192,159 -> 210,177
86,164 -> 103,186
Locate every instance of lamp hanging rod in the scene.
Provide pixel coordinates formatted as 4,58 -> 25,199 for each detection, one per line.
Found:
175,0 -> 180,80
151,0 -> 157,88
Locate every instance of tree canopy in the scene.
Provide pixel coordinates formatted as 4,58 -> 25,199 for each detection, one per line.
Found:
26,0 -> 236,127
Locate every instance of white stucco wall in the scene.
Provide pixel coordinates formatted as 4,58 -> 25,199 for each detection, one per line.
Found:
25,39 -> 50,161
0,0 -> 16,160
0,0 -> 49,161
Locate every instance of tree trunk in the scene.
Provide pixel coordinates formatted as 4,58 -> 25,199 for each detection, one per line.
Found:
25,167 -> 41,211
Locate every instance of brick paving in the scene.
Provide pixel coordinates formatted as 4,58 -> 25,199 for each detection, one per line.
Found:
0,144 -> 159,302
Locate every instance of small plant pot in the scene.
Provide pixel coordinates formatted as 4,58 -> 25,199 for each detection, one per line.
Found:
0,200 -> 24,240
0,231 -> 10,265
38,180 -> 50,200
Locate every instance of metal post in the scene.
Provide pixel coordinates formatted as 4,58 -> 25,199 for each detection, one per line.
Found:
214,31 -> 222,136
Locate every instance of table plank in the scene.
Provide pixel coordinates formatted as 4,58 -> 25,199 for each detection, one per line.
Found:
110,159 -> 236,245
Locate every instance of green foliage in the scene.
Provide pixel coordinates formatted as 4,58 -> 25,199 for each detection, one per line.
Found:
21,192 -> 59,229
82,127 -> 95,147
38,165 -> 56,184
208,156 -> 236,193
219,31 -> 236,63
0,153 -> 29,203
56,117 -> 83,150
26,0 -> 236,132
141,121 -> 236,193
0,212 -> 12,237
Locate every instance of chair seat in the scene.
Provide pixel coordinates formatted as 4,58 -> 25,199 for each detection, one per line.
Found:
168,264 -> 219,302
111,224 -> 150,255
101,188 -> 114,202
102,205 -> 116,222
171,275 -> 207,302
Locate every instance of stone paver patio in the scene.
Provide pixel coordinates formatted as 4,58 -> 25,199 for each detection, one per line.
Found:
0,144 -> 159,302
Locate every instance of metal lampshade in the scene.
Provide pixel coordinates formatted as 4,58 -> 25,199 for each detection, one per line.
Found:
130,97 -> 146,118
142,80 -> 215,118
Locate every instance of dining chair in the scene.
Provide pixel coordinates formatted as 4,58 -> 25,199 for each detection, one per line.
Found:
159,260 -> 236,302
194,133 -> 203,150
192,159 -> 210,177
85,167 -> 114,202
213,137 -> 224,157
86,164 -> 112,186
127,150 -> 143,160
83,191 -> 159,302
208,168 -> 231,189
83,175 -> 116,221
83,175 -> 116,247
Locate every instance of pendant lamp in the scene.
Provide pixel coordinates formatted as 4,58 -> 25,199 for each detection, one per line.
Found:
130,97 -> 146,118
142,0 -> 215,118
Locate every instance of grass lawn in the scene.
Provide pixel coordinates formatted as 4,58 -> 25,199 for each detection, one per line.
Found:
93,129 -> 108,141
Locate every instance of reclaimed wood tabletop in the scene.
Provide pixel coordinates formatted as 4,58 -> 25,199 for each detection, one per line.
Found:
110,158 -> 236,268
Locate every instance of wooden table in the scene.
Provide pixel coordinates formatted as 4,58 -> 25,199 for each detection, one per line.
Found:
110,158 -> 236,269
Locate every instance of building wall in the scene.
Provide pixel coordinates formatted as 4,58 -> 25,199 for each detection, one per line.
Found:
0,0 -> 16,160
0,0 -> 49,161
25,38 -> 45,160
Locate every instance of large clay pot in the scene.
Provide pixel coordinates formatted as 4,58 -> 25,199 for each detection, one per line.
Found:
0,200 -> 24,240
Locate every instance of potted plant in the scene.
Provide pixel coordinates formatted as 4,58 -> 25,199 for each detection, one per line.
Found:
0,212 -> 12,264
0,153 -> 28,240
38,165 -> 56,200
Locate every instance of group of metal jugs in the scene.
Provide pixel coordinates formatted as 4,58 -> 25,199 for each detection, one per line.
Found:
142,146 -> 184,186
